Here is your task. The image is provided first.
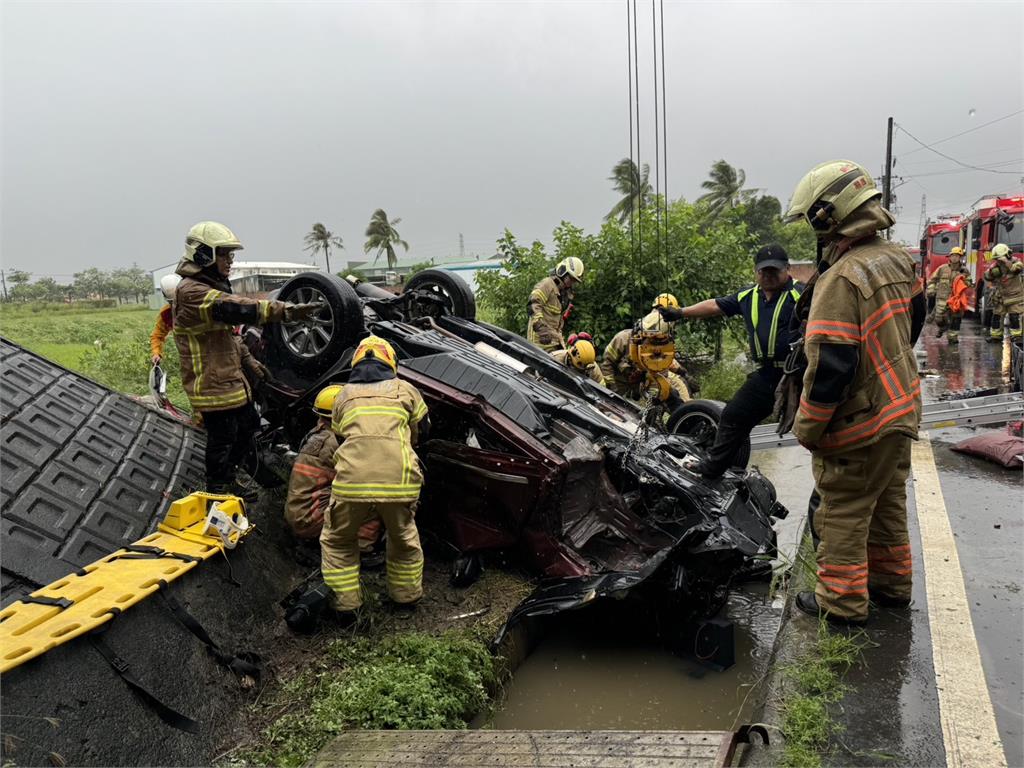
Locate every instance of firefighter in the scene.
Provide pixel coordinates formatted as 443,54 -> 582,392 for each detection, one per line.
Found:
784,160 -> 924,626
527,257 -> 584,351
984,243 -> 1023,341
550,337 -> 604,384
322,335 -> 429,615
600,311 -> 691,402
658,245 -> 802,478
173,221 -> 321,498
150,274 -> 181,365
926,246 -> 972,343
285,385 -> 382,557
987,279 -> 1005,342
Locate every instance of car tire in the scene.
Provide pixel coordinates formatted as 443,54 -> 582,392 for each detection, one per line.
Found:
666,399 -> 751,470
267,272 -> 365,377
404,268 -> 476,320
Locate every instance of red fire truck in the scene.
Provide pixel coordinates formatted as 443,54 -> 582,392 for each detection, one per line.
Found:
919,215 -> 962,281
960,195 -> 1024,318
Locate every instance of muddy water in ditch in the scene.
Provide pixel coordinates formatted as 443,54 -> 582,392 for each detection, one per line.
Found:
488,587 -> 780,730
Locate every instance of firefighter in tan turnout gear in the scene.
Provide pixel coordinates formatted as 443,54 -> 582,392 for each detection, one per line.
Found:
285,385 -> 382,554
601,302 -> 691,403
784,160 -> 925,626
984,243 -> 1024,341
926,246 -> 971,343
322,336 -> 429,615
527,257 -> 584,351
550,335 -> 604,384
173,221 -> 322,497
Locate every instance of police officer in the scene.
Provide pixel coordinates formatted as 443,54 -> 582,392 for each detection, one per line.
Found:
173,221 -> 321,498
658,245 -> 802,478
550,337 -> 604,384
784,160 -> 924,626
323,336 -> 429,616
926,246 -> 972,343
527,257 -> 584,351
984,243 -> 1024,341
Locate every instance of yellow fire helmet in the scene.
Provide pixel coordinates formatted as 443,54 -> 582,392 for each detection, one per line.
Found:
783,160 -> 880,234
640,309 -> 673,334
992,243 -> 1012,260
352,335 -> 398,372
949,247 -> 965,258
555,256 -> 585,283
652,293 -> 679,310
313,384 -> 343,418
183,221 -> 243,267
567,339 -> 597,369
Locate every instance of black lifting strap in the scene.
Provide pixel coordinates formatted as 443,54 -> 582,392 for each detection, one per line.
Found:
158,590 -> 261,681
89,619 -> 199,734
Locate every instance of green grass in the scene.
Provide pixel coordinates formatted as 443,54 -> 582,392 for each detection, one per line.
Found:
697,358 -> 750,401
0,302 -> 192,411
773,533 -> 867,768
236,631 -> 496,768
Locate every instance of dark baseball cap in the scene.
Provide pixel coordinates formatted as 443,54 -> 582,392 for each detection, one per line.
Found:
754,244 -> 789,271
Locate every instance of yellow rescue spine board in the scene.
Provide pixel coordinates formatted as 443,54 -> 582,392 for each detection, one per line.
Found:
0,493 -> 251,674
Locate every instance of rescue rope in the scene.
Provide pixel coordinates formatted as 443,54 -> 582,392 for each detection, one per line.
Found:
658,0 -> 670,288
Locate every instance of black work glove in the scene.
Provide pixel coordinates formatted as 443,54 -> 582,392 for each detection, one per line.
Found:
657,306 -> 684,322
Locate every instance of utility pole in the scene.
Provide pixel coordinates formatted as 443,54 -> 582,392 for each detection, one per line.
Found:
882,116 -> 894,240
0,270 -> 7,302
459,233 -> 465,261
918,194 -> 927,238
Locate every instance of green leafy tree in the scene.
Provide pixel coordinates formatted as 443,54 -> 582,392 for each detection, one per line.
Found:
364,209 -> 408,270
605,159 -> 652,224
303,223 -> 344,273
478,202 -> 757,361
697,160 -> 758,223
73,268 -> 110,300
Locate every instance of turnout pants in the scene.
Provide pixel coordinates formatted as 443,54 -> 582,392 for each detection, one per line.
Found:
812,432 -> 913,622
935,300 -> 963,342
201,403 -> 260,490
702,368 -> 780,478
321,499 -> 424,611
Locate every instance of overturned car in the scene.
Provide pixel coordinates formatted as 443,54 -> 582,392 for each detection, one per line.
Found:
244,269 -> 787,634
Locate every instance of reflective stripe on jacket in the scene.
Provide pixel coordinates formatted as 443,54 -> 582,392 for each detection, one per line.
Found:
331,378 -> 428,502
285,424 -> 337,539
172,276 -> 286,412
985,260 -> 1024,305
795,236 -> 921,454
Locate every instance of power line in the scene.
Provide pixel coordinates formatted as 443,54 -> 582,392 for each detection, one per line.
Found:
895,122 -> 1024,175
899,108 -> 1024,157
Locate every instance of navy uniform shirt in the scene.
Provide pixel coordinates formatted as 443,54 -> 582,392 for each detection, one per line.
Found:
715,278 -> 803,368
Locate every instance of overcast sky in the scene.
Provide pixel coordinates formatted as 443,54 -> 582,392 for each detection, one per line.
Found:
2,0 -> 1022,280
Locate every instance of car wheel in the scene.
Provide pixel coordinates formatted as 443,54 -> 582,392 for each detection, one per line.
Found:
404,268 -> 476,320
666,399 -> 751,470
267,272 -> 365,377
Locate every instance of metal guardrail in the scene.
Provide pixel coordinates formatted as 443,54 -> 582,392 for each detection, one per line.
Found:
750,391 -> 1024,450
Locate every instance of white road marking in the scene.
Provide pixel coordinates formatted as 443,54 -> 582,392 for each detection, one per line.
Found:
912,434 -> 1007,768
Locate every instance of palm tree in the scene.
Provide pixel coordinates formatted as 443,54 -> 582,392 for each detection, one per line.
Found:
697,160 -> 758,222
303,223 -> 344,273
363,209 -> 409,269
605,159 -> 652,224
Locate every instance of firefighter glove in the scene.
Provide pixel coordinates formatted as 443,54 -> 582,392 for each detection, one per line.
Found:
284,302 -> 325,323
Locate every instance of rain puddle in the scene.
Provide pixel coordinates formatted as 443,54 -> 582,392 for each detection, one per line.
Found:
487,586 -> 780,730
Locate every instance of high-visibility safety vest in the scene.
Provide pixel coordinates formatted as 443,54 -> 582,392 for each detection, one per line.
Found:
331,378 -> 429,502
734,284 -> 802,364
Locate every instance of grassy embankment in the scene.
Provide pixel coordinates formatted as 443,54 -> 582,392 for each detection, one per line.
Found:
771,535 -> 868,768
0,302 -> 191,411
